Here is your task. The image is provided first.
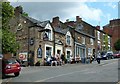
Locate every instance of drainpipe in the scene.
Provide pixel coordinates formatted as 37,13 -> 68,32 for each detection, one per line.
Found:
53,29 -> 55,55
74,29 -> 75,62
28,25 -> 30,66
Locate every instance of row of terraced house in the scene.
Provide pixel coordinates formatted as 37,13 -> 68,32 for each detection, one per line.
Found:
9,6 -> 112,66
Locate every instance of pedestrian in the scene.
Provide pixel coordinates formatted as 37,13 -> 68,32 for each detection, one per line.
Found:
46,56 -> 51,66
61,52 -> 65,65
90,56 -> 94,63
51,54 -> 57,66
96,52 -> 101,64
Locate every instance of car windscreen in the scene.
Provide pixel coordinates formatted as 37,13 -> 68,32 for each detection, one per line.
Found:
4,59 -> 17,64
101,52 -> 106,55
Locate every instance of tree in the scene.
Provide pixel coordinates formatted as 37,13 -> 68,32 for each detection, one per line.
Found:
2,2 -> 14,29
2,2 -> 19,54
114,39 -> 120,51
22,12 -> 28,17
104,34 -> 108,51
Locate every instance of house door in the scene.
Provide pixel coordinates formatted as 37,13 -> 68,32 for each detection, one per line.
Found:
46,47 -> 52,58
57,50 -> 61,55
67,51 -> 70,59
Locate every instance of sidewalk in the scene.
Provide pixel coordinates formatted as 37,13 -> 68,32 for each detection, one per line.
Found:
21,59 -> 118,69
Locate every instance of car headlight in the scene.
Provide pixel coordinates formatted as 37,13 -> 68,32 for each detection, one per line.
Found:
103,55 -> 106,57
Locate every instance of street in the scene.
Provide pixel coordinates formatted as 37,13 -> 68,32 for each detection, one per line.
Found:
2,59 -> 119,83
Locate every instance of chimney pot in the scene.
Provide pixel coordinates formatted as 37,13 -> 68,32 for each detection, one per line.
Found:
76,16 -> 82,22
96,26 -> 100,30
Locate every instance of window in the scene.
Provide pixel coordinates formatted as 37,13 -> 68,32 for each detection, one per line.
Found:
90,38 -> 94,45
66,35 -> 70,45
76,46 -> 80,56
108,36 -> 110,44
46,47 -> 52,58
82,37 -> 85,44
43,30 -> 51,40
37,46 -> 42,58
97,31 -> 100,40
88,48 -> 92,56
17,23 -> 22,31
77,24 -> 83,30
67,51 -> 70,59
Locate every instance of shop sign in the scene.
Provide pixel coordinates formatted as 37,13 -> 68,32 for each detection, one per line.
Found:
19,52 -> 28,61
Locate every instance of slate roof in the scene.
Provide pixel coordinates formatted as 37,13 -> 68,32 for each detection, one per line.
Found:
75,28 -> 95,39
54,27 -> 70,35
22,15 -> 50,28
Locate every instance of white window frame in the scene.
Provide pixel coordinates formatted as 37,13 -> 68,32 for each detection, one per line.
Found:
45,44 -> 53,58
90,38 -> 94,45
108,36 -> 110,44
66,48 -> 72,59
44,23 -> 53,41
82,36 -> 85,44
88,48 -> 92,56
97,31 -> 100,40
66,31 -> 71,45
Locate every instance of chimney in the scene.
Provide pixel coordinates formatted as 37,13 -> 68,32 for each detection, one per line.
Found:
14,6 -> 23,17
96,26 -> 100,30
52,16 -> 60,28
76,16 -> 82,23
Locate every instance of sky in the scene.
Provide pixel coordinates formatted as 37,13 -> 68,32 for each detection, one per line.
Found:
8,0 -> 119,29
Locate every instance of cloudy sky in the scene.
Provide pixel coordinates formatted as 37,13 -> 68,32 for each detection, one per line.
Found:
9,0 -> 119,29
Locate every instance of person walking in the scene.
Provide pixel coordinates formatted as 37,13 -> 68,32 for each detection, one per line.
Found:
61,52 -> 65,65
96,52 -> 101,64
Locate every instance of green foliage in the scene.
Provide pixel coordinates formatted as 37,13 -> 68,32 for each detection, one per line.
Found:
2,2 -> 14,29
104,34 -> 109,50
2,2 -> 19,54
2,29 -> 19,53
114,39 -> 120,51
22,12 -> 28,17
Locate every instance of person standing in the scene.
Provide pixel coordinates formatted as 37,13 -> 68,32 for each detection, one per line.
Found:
61,52 -> 65,65
96,52 -> 101,64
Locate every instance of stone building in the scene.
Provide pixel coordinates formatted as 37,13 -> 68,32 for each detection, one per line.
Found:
9,6 -> 55,65
9,6 -> 112,65
52,16 -> 96,62
103,19 -> 120,51
95,26 -> 112,54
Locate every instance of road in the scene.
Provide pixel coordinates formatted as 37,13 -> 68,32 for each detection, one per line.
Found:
2,58 -> 120,83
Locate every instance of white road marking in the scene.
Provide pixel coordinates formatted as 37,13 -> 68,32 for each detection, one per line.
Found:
35,60 -> 118,82
35,69 -> 90,82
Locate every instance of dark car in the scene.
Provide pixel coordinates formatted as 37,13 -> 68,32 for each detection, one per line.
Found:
113,52 -> 120,58
2,58 -> 21,78
101,51 -> 114,60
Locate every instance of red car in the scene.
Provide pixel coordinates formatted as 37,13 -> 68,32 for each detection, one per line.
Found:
2,58 -> 21,78
113,52 -> 120,58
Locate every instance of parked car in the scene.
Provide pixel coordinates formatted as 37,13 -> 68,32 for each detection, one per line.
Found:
113,52 -> 120,58
101,51 -> 114,60
2,58 -> 21,78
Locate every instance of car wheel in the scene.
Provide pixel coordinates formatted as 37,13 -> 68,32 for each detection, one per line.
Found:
14,72 -> 20,77
111,56 -> 114,59
106,57 -> 109,60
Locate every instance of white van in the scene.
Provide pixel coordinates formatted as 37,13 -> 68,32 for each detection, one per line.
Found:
101,51 -> 114,60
